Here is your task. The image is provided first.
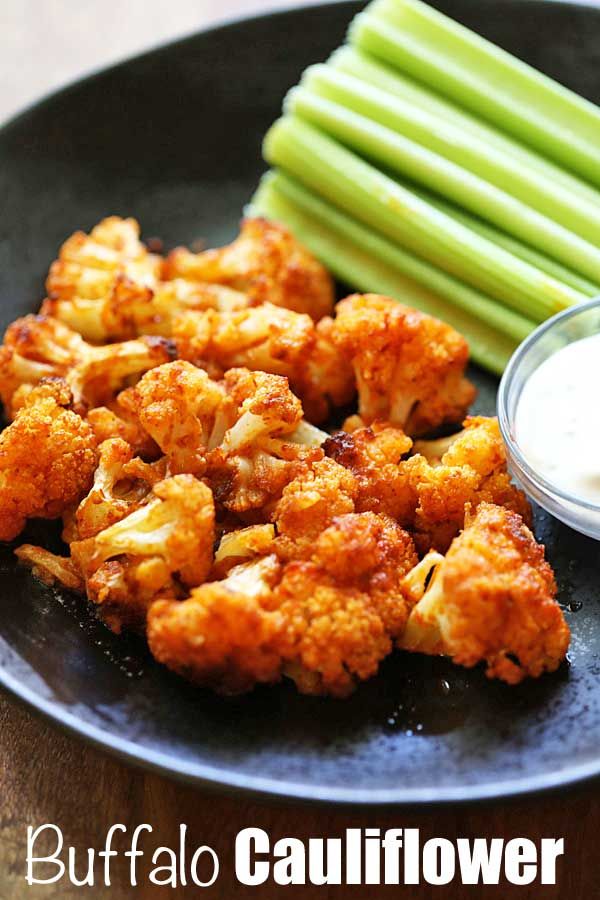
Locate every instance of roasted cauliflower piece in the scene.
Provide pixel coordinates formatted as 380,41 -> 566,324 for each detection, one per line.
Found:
325,415 -> 531,553
298,315 -> 356,424
85,394 -> 158,458
0,315 -> 87,416
129,361 -> 323,511
43,216 -> 257,342
312,512 -> 417,638
174,303 -> 354,424
42,216 -> 162,341
173,302 -> 315,380
276,512 -> 416,698
74,438 -> 166,540
0,314 -> 174,417
324,419 -> 418,523
331,293 -> 475,435
15,544 -> 85,592
206,368 -> 321,513
148,556 -> 285,694
123,360 -> 230,474
164,217 -> 335,321
399,503 -> 570,684
411,416 -> 532,552
71,474 -> 215,631
271,455 -> 358,556
0,381 -> 97,541
213,523 -> 276,577
148,511 -> 417,697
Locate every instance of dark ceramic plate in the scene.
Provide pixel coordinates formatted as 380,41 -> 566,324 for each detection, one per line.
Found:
1,0 -> 599,806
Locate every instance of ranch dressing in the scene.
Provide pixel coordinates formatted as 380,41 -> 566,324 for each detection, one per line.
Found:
515,333 -> 600,506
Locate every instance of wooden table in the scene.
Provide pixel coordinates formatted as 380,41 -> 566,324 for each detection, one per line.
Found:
1,699 -> 598,898
1,2 -> 599,897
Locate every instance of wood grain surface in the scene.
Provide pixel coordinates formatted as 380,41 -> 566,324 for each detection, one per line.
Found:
1,2 -> 599,897
0,698 -> 597,898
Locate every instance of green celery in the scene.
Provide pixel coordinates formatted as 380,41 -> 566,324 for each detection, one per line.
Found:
330,47 -> 600,208
300,64 -> 600,247
351,1 -> 600,187
282,91 -> 600,285
249,172 -> 522,375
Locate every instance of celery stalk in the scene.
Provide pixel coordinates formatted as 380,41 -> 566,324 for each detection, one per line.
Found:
351,1 -> 600,187
249,172 -> 521,375
285,88 -> 600,284
258,170 -> 533,343
406,185 -> 600,297
264,117 -> 588,320
330,47 -> 600,209
299,64 -> 600,247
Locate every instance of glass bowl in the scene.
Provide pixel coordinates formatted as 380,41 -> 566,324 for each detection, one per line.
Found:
498,296 -> 600,540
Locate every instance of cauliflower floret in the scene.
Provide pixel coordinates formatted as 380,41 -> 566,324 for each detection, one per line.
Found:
0,315 -> 87,416
74,438 -> 166,540
411,416 -> 532,552
206,368 -> 321,513
15,544 -> 84,592
67,334 -> 176,413
148,556 -> 285,695
297,315 -> 356,424
307,512 -> 417,639
148,511 -> 417,697
42,216 -> 162,341
71,474 -> 215,632
271,456 -> 358,556
0,381 -> 97,541
129,362 -> 323,512
174,303 -> 354,424
324,419 -> 418,523
399,503 -> 570,684
86,278 -> 254,343
173,303 -> 315,381
331,294 -> 475,435
0,314 -> 175,417
164,217 -> 334,321
86,395 -> 159,458
122,360 -> 229,474
213,523 -> 276,577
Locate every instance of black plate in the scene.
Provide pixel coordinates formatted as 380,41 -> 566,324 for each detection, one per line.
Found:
1,0 -> 599,805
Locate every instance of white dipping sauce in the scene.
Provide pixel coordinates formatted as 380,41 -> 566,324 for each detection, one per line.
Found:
515,333 -> 600,506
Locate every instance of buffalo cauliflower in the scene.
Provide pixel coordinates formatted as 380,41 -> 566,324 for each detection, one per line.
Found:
74,438 -> 167,540
323,419 -> 418,523
410,416 -> 532,552
148,511 -> 417,696
71,474 -> 215,631
173,303 -> 354,423
0,381 -> 97,541
164,217 -> 334,321
42,216 -> 162,341
0,314 -> 174,417
399,503 -> 570,684
325,415 -> 531,553
331,293 -> 475,435
128,361 -> 323,512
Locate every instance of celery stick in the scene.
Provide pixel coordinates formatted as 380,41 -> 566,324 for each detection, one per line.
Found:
263,117 -> 585,321
285,88 -> 600,283
300,64 -> 600,247
260,170 -> 532,343
406,185 -> 600,297
351,2 -> 600,187
330,47 -> 600,209
249,173 -> 521,375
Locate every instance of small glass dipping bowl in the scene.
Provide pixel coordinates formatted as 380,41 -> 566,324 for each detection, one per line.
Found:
498,296 -> 600,540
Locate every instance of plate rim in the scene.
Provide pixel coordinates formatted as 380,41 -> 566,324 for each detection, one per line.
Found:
1,0 -> 600,806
